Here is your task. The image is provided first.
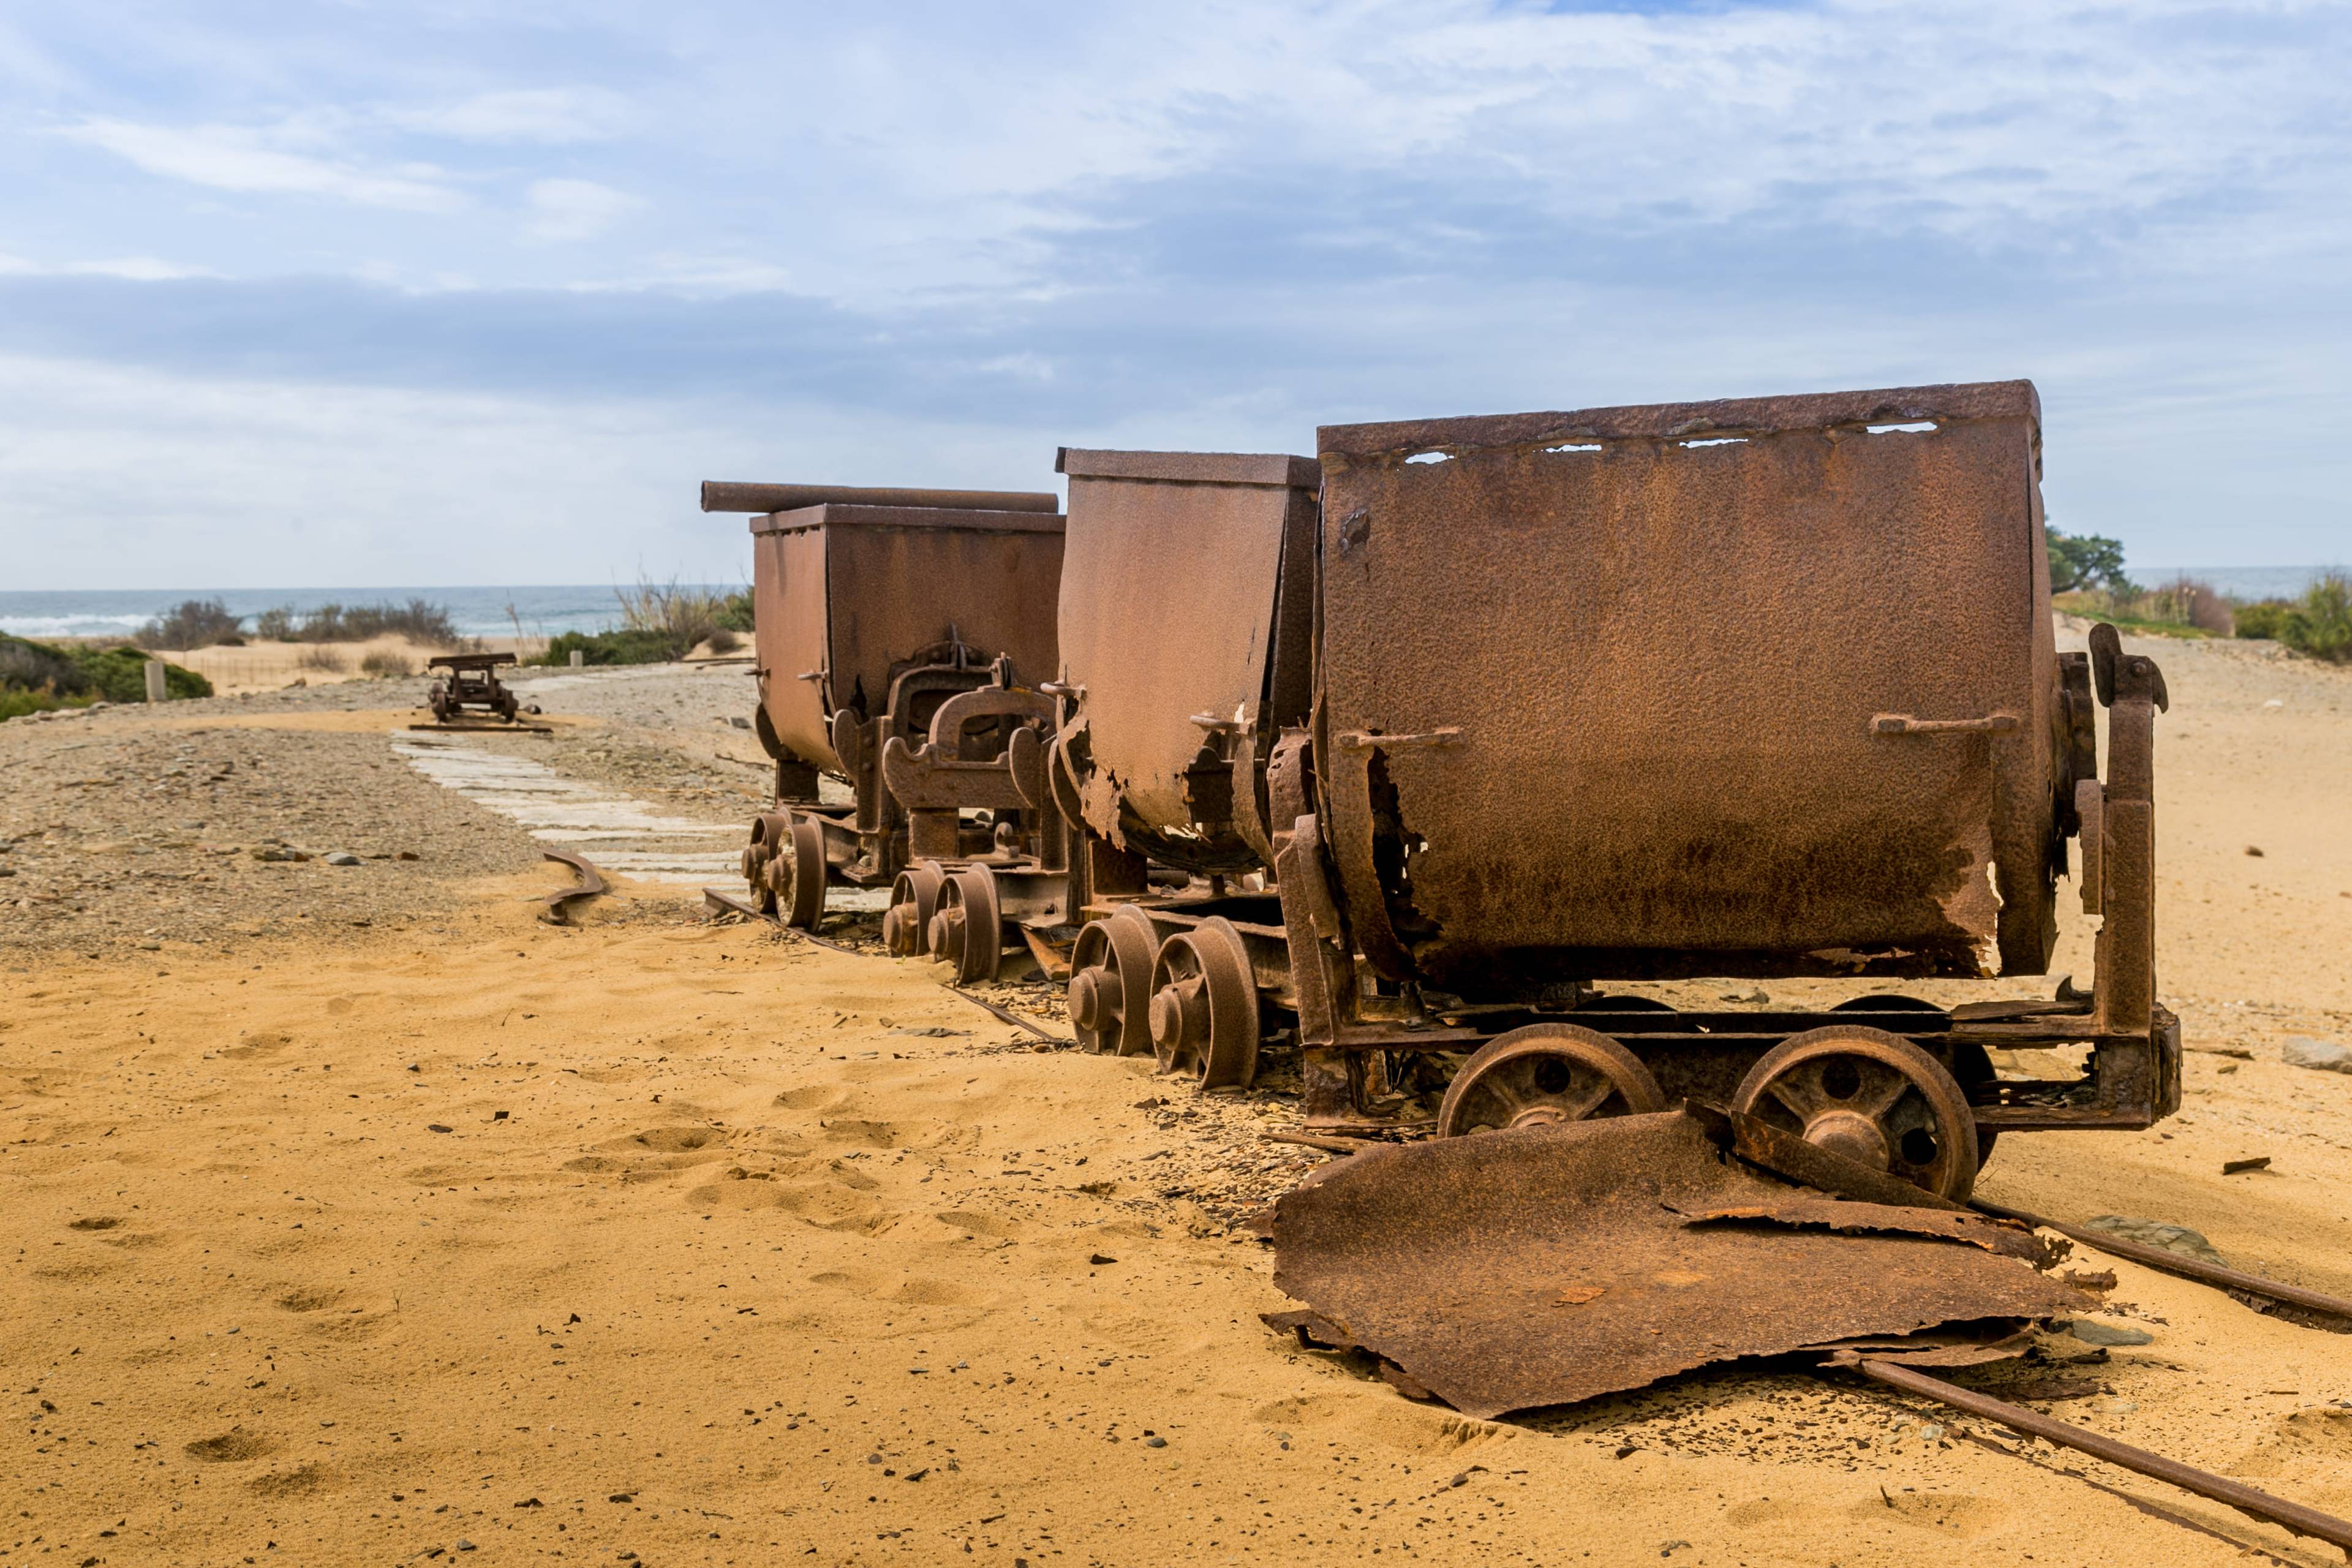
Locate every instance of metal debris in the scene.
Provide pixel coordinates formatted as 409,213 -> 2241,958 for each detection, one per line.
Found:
536,848 -> 606,925
1973,1197 -> 2352,1333
1268,1108 -> 2084,1419
1834,1354 -> 2352,1555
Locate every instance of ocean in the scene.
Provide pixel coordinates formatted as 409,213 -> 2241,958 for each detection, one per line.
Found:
3,567 -> 2334,645
0,585 -> 729,643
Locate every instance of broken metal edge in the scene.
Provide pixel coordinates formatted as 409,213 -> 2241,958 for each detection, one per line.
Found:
1055,447 -> 1320,489
1316,380 -> 2039,461
1685,1100 -> 1969,1212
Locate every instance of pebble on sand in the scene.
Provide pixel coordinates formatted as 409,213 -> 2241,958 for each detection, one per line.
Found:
2084,1215 -> 2228,1265
2283,1036 -> 2352,1074
2063,1319 -> 2155,1347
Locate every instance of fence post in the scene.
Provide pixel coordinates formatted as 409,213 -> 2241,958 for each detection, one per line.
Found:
143,660 -> 167,704
569,650 -> 584,669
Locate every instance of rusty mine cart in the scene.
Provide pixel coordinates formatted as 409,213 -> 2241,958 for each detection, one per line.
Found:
703,481 -> 1075,976
1055,382 -> 2177,1203
426,652 -> 532,724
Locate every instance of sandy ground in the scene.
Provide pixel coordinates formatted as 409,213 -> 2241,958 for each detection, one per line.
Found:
6,630 -> 2352,1567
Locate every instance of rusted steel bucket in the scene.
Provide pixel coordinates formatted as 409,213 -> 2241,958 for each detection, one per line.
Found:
1053,448 -> 1319,873
744,498 -> 1063,780
1314,382 -> 2062,990
704,483 -> 1066,932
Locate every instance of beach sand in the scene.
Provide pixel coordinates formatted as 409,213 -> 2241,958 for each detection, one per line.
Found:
5,630 -> 2350,1566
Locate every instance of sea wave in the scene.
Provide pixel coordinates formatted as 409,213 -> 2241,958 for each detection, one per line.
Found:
0,614 -> 151,638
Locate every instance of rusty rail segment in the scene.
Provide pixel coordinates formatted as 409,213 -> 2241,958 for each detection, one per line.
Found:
701,481 -> 1058,515
537,848 -> 606,925
1975,1199 -> 2352,1328
1844,1356 -> 2352,1555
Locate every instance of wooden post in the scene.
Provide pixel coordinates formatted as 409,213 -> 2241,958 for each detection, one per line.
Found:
143,660 -> 166,704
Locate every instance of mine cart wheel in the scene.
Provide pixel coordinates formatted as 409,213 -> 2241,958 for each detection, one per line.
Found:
884,861 -> 948,957
1436,1024 -> 1668,1138
1145,917 -> 1261,1090
1732,1027 -> 1980,1202
780,812 -> 828,931
1066,905 -> 1157,1057
928,865 -> 1004,986
743,813 -> 790,914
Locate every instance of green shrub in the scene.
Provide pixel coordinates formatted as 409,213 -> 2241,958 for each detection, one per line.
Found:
0,633 -> 208,707
0,634 -> 92,696
2280,572 -> 2352,664
2234,600 -> 2295,641
2051,590 -> 2211,639
0,688 -> 88,722
136,597 -> 244,649
531,628 -> 679,666
614,576 -> 724,659
70,646 -> 213,702
252,598 -> 461,644
716,588 -> 755,633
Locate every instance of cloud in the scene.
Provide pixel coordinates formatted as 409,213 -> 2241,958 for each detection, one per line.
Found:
0,349 -> 1050,589
56,116 -> 461,211
4,0 -> 2351,580
387,87 -> 635,145
523,178 -> 639,242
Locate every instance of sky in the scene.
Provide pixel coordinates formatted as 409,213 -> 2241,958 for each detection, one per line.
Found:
1,0 -> 2348,589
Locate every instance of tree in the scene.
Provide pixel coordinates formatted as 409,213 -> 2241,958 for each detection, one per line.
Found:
2046,527 -> 2130,594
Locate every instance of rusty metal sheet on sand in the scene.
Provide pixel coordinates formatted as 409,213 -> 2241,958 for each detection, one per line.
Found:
1270,1109 -> 2084,1419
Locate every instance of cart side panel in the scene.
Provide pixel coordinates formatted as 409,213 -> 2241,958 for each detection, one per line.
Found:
1058,458 -> 1313,842
820,508 -> 1065,714
1315,381 -> 2055,989
752,516 -> 842,773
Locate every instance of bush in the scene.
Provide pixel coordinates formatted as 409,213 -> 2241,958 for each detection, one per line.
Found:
0,634 -> 91,696
716,587 -> 755,633
2146,576 -> 2233,636
532,628 -> 679,666
2234,600 -> 2296,641
2281,572 -> 2352,664
69,646 -> 212,702
0,688 -> 88,722
251,598 -> 461,644
704,627 -> 743,655
2,635 -> 210,701
299,645 -> 347,673
2052,588 -> 2211,639
136,597 -> 244,649
360,649 -> 414,678
613,576 -> 726,662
